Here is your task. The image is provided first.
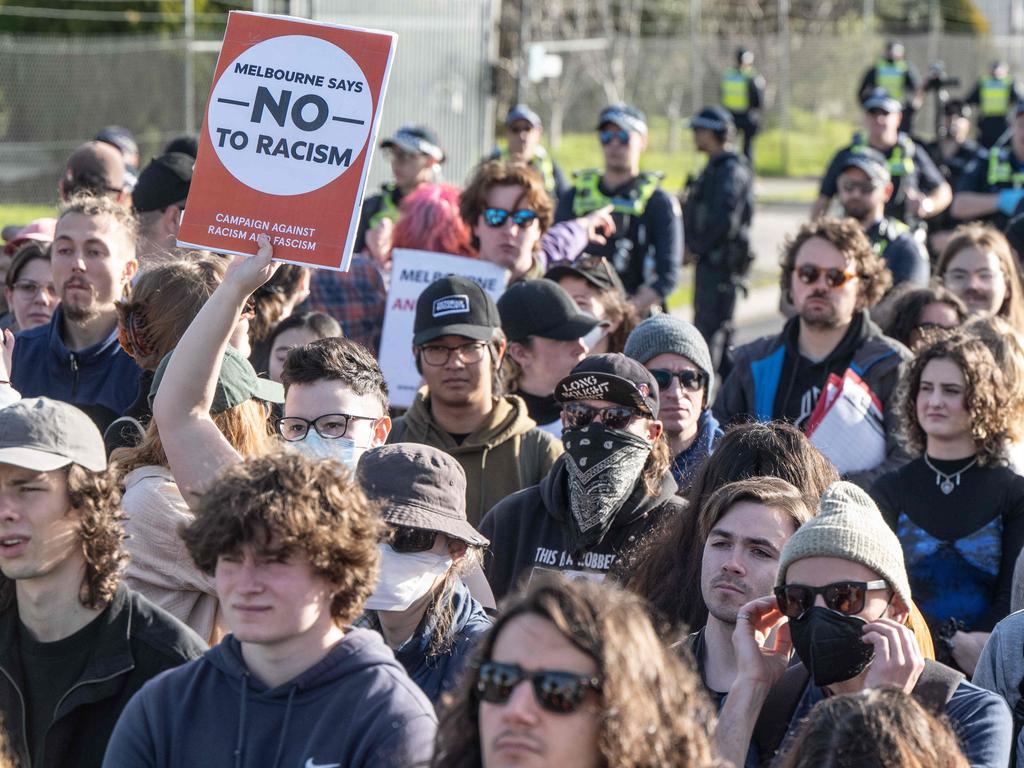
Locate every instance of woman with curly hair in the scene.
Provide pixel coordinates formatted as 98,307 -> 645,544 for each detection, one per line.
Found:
430,575 -> 724,768
870,330 -> 1024,675
776,687 -> 969,768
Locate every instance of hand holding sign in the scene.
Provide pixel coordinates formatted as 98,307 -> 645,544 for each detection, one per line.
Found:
221,234 -> 281,303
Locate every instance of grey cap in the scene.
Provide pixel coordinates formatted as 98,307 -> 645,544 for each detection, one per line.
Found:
357,444 -> 488,547
839,148 -> 892,185
507,104 -> 542,128
0,398 -> 107,472
862,87 -> 902,113
597,103 -> 648,135
624,314 -> 715,394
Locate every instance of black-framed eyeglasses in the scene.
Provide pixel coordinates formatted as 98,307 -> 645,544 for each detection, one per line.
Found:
795,264 -> 859,289
838,178 -> 881,195
774,580 -> 889,618
649,368 -> 707,393
483,207 -> 538,228
475,661 -> 602,714
599,129 -> 630,145
562,402 -> 639,431
389,525 -> 438,554
419,341 -> 487,367
275,413 -> 378,442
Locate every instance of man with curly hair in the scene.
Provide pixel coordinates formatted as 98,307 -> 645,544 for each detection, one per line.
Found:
103,450 -> 437,768
0,398 -> 206,768
714,217 -> 911,489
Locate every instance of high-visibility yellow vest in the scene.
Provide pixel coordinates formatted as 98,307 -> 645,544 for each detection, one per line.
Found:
980,76 -> 1013,117
852,133 -> 916,177
986,146 -> 1024,187
721,69 -> 750,112
500,145 -> 557,194
875,59 -> 907,102
367,183 -> 400,229
571,169 -> 662,217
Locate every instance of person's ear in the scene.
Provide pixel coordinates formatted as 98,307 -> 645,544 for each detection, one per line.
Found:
447,537 -> 468,561
161,205 -> 182,237
371,416 -> 392,446
506,340 -> 529,367
883,181 -> 895,201
646,418 -> 663,441
122,257 -> 139,286
638,134 -> 649,152
888,595 -> 911,625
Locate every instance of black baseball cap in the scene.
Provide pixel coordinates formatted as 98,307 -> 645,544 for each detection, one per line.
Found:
132,152 -> 193,213
689,106 -> 734,134
413,276 -> 501,346
497,279 -> 602,343
381,125 -> 445,162
555,353 -> 659,417
839,148 -> 891,185
545,255 -> 626,295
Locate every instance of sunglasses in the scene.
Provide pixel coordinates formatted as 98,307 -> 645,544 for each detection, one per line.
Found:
389,525 -> 438,554
562,402 -> 639,430
475,661 -> 601,714
599,129 -> 630,145
774,580 -> 889,618
838,178 -> 880,195
795,264 -> 859,289
482,207 -> 539,228
650,368 -> 706,392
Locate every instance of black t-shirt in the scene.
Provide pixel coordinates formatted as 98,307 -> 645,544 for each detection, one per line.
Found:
773,314 -> 864,428
18,609 -> 106,763
871,456 -> 1024,633
515,390 -> 562,427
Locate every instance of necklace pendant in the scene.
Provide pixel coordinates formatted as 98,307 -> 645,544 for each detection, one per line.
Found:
940,479 -> 955,495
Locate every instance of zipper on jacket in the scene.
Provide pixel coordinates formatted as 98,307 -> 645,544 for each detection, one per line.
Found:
68,353 -> 79,399
0,665 -> 30,766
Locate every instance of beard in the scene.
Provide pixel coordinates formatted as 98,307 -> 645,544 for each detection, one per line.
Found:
840,199 -> 871,221
798,293 -> 841,329
61,281 -> 102,323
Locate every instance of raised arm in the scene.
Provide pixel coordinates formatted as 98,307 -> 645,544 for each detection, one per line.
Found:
152,235 -> 279,507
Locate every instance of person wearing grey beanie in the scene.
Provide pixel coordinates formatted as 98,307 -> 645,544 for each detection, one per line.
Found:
625,314 -> 723,490
714,480 -> 1013,768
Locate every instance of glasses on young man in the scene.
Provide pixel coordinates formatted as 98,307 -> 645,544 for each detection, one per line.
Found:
561,402 -> 639,431
419,341 -> 488,367
275,413 -> 378,442
475,661 -> 602,714
838,178 -> 880,195
482,208 -> 539,228
774,580 -> 889,618
599,129 -> 630,146
649,369 -> 707,393
389,525 -> 438,554
795,264 -> 859,289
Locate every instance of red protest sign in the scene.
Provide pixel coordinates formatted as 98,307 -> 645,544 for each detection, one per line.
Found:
177,11 -> 396,270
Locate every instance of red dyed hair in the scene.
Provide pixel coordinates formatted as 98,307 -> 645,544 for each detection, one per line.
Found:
392,183 -> 474,258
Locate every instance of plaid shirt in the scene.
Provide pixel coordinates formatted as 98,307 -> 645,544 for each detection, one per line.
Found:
303,255 -> 386,354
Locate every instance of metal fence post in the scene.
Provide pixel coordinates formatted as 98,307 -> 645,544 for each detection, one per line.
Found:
184,0 -> 195,135
690,0 -> 701,115
779,0 -> 790,174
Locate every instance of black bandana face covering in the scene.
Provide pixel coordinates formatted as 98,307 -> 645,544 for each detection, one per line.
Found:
562,423 -> 652,552
789,607 -> 875,687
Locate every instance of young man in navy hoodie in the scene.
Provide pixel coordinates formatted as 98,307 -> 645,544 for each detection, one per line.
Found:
11,194 -> 141,432
103,450 -> 438,768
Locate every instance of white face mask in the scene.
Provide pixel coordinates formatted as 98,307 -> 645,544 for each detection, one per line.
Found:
581,325 -> 606,352
364,544 -> 453,612
289,432 -> 361,470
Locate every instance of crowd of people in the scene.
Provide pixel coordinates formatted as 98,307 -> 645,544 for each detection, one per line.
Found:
5,36 -> 1024,768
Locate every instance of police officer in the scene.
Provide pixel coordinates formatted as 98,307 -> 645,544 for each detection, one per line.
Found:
858,40 -> 922,134
951,102 -> 1024,229
925,99 -> 982,251
683,106 -> 754,368
555,104 -> 682,315
355,125 -> 445,255
966,61 -> 1024,149
487,104 -> 569,200
720,47 -> 766,164
835,149 -> 929,288
811,89 -> 950,226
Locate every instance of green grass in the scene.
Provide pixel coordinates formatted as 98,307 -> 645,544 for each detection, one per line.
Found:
551,110 -> 858,192
0,204 -> 57,231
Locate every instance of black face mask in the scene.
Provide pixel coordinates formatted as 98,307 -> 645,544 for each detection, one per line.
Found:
788,607 -> 875,687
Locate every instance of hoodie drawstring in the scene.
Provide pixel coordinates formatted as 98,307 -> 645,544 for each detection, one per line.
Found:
234,672 -> 250,768
271,685 -> 298,768
479,444 -> 491,522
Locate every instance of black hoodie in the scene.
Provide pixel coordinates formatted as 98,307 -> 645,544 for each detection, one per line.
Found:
480,455 -> 684,602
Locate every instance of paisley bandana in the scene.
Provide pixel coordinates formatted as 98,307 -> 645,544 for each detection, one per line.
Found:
562,423 -> 652,552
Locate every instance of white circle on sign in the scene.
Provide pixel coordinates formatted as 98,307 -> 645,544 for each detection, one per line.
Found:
207,34 -> 372,196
